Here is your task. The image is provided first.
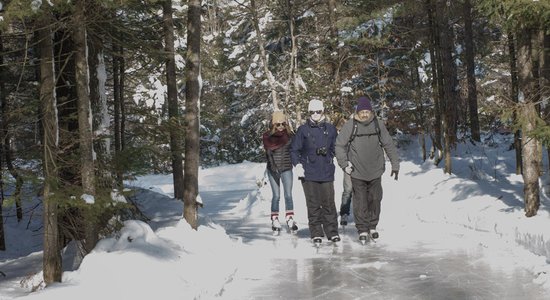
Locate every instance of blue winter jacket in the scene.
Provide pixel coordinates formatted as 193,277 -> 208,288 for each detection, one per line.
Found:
290,118 -> 337,182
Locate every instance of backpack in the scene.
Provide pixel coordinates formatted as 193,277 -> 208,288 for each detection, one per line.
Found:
347,117 -> 382,147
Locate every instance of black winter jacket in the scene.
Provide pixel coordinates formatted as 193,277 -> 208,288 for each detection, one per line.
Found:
266,140 -> 293,174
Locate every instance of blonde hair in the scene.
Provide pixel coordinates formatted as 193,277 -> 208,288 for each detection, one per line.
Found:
270,121 -> 294,135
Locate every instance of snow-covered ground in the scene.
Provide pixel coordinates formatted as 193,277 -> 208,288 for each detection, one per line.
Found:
1,133 -> 549,299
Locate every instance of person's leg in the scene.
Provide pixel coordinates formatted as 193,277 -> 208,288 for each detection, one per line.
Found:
280,169 -> 294,215
302,180 -> 324,238
340,173 -> 353,215
280,170 -> 297,230
366,177 -> 383,231
351,177 -> 369,234
320,182 -> 338,239
267,170 -> 280,219
340,173 -> 353,226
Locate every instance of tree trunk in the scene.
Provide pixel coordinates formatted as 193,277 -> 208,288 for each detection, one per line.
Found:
73,1 -> 97,252
73,1 -> 95,197
508,32 -> 522,175
183,0 -> 201,229
327,0 -> 342,111
38,10 -> 62,284
119,48 -> 126,153
435,0 -> 453,174
411,59 -> 427,161
250,0 -> 279,110
163,0 -> 185,201
517,27 -> 540,217
113,42 -> 123,189
0,167 -> 4,251
0,32 -> 5,250
283,0 -> 297,109
540,32 -> 549,172
426,0 -> 443,163
463,0 -> 480,142
88,18 -> 112,190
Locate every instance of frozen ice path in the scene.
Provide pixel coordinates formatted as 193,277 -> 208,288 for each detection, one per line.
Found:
201,189 -> 548,300
223,239 -> 547,299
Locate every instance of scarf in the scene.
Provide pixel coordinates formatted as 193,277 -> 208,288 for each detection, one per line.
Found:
263,130 -> 289,151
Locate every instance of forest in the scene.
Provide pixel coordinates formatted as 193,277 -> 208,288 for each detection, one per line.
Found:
0,0 -> 548,286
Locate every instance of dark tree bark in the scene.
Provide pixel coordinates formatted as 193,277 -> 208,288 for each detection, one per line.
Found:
436,0 -> 459,174
508,32 -> 522,175
426,0 -> 443,162
0,32 -> 5,250
113,43 -> 124,189
517,27 -> 541,217
540,33 -> 550,172
38,9 -> 62,284
327,0 -> 343,111
163,0 -> 185,201
463,0 -> 480,142
183,0 -> 202,229
88,11 -> 112,190
73,0 -> 97,253
73,1 -> 95,197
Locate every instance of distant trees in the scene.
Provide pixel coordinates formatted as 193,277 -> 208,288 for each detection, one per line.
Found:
478,0 -> 550,217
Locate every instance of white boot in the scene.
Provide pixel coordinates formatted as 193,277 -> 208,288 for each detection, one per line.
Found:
271,217 -> 282,231
286,215 -> 298,232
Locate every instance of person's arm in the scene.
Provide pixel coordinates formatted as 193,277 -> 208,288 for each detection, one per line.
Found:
335,120 -> 353,169
379,122 -> 400,172
290,127 -> 303,166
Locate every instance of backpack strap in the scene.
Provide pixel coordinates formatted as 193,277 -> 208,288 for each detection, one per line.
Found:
350,118 -> 382,145
347,119 -> 359,146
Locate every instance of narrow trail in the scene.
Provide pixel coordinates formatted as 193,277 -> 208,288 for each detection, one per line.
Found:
201,189 -> 548,300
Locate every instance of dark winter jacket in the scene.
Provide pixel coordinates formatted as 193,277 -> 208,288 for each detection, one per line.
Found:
335,116 -> 400,181
265,141 -> 293,174
290,118 -> 337,182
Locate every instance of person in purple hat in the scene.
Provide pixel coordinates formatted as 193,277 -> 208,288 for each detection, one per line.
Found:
335,96 -> 400,244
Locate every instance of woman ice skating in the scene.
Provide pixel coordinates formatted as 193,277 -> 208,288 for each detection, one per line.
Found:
262,111 -> 298,234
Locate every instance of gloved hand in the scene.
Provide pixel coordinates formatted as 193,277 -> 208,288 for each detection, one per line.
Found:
344,161 -> 354,175
391,170 -> 399,181
294,164 -> 305,178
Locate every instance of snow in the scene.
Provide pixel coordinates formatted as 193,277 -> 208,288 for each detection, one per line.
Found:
1,134 -> 550,299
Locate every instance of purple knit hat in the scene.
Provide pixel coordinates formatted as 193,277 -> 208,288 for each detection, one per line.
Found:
356,96 -> 373,112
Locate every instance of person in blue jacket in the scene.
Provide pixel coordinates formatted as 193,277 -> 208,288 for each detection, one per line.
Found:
290,99 -> 340,245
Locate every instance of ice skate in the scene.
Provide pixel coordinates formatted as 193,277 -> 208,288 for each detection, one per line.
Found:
340,214 -> 349,226
286,216 -> 298,233
369,229 -> 379,240
271,217 -> 282,235
330,235 -> 341,245
359,232 -> 369,245
312,237 -> 322,247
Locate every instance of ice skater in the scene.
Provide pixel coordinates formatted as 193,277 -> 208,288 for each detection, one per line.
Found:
335,96 -> 400,244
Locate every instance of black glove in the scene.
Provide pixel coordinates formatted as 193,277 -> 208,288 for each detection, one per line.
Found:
390,170 -> 399,181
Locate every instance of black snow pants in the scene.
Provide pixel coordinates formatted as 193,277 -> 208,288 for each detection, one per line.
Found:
351,176 -> 383,234
301,180 -> 339,240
